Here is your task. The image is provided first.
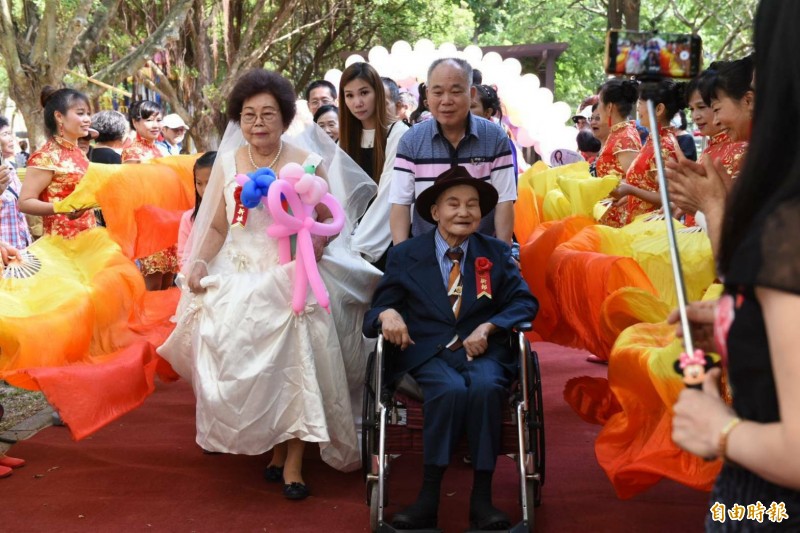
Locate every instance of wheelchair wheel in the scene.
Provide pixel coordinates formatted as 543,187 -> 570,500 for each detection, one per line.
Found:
531,352 -> 545,490
362,350 -> 377,484
530,349 -> 545,505
368,480 -> 379,532
524,478 -> 536,532
367,476 -> 390,532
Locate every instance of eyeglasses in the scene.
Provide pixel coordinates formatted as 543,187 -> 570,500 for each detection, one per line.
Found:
241,112 -> 280,125
309,97 -> 334,107
166,127 -> 187,133
590,115 -> 601,123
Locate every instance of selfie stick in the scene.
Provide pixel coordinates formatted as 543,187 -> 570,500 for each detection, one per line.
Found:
640,80 -> 703,388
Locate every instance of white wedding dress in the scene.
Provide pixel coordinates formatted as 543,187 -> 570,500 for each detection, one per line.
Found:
158,150 -> 378,472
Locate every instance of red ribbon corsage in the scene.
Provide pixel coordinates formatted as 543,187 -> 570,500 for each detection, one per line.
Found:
231,185 -> 249,227
475,257 -> 493,299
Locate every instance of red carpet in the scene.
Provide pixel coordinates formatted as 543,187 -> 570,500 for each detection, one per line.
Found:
0,343 -> 709,532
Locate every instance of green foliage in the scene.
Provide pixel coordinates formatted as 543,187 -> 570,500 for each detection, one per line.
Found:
0,0 -> 756,143
472,0 -> 755,110
475,0 -> 607,106
374,0 -> 475,47
638,0 -> 757,59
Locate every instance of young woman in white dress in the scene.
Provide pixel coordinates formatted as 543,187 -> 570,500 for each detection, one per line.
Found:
338,62 -> 409,270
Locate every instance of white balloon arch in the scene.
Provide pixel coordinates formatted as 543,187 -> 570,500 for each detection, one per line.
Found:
325,40 -> 578,161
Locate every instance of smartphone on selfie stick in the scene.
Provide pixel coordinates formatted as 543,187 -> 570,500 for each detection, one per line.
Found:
605,30 -> 709,389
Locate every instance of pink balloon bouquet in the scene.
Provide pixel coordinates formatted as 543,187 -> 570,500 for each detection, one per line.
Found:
266,163 -> 345,314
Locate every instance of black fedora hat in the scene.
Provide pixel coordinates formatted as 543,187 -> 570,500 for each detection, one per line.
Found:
415,165 -> 499,225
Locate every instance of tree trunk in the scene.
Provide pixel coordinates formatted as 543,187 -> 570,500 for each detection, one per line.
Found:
623,0 -> 640,31
608,0 -> 640,31
12,90 -> 46,152
607,0 -> 623,29
0,0 -> 193,148
184,0 -> 225,151
189,114 -> 222,152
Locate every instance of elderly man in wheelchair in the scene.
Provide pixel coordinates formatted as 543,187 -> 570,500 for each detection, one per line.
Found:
364,166 -> 539,531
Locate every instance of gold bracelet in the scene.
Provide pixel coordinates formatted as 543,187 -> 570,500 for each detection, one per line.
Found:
717,416 -> 742,462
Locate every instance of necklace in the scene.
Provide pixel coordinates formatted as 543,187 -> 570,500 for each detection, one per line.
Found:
248,141 -> 282,171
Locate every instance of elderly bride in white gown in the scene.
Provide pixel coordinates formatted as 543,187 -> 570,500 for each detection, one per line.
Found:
158,69 -> 380,501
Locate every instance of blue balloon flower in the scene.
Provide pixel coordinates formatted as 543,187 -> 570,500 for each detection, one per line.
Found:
239,168 -> 277,208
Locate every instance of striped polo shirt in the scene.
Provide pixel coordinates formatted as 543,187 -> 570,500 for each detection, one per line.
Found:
389,113 -> 516,237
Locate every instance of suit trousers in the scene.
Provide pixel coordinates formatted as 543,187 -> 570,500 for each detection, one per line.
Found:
411,350 -> 511,471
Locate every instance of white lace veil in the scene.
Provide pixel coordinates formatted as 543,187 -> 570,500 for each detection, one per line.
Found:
290,122 -> 377,237
183,119 -> 377,277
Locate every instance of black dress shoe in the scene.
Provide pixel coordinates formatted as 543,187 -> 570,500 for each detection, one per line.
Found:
263,465 -> 284,482
283,481 -> 310,500
469,505 -> 511,531
391,504 -> 438,530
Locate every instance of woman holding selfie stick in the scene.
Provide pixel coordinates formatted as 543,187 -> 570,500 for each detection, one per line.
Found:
672,1 -> 800,527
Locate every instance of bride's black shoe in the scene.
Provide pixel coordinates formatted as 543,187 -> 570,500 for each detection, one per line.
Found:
283,481 -> 310,500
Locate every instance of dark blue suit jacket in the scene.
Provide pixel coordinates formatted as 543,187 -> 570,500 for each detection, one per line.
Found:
364,230 -> 539,378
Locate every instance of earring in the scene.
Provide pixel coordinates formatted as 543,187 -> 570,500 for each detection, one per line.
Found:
607,115 -> 612,127
58,122 -> 64,138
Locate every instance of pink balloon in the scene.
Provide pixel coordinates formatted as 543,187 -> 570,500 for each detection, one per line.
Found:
516,129 -> 535,148
266,169 -> 346,314
295,173 -> 328,205
398,76 -> 417,89
280,162 -> 306,185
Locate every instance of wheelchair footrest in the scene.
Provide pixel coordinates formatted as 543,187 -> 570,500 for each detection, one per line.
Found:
464,522 -> 527,533
377,524 -> 442,533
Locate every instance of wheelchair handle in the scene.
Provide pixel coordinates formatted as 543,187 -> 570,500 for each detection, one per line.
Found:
513,322 -> 533,332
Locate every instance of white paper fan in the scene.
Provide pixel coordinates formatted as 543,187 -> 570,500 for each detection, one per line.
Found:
2,250 -> 42,279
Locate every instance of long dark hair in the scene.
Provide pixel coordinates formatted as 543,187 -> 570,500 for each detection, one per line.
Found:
338,62 -> 389,183
191,151 -> 217,221
718,1 -> 799,274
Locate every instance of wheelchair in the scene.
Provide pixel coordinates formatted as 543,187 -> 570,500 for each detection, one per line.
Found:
362,323 -> 544,532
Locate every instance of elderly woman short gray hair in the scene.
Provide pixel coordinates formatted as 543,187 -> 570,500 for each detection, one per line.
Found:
91,110 -> 129,143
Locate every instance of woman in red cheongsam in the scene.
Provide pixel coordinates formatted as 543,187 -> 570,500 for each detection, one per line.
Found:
122,100 -> 179,291
674,66 -> 748,223
605,79 -> 686,226
19,87 -> 97,238
667,58 -> 753,257
595,79 -> 642,178
702,58 -> 752,178
594,78 -> 643,227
